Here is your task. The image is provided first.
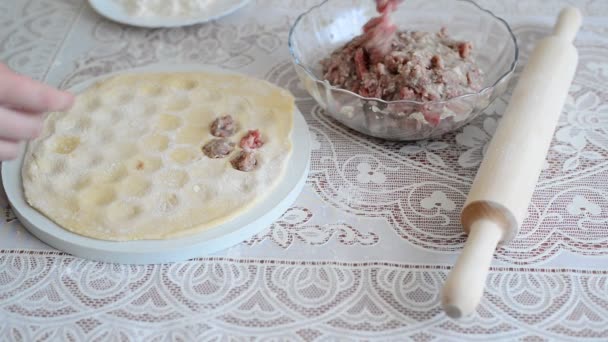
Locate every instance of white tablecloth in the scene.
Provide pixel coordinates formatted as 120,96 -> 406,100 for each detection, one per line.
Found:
1,0 -> 608,340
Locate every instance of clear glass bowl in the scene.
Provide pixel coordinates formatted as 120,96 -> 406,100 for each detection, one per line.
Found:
288,0 -> 518,141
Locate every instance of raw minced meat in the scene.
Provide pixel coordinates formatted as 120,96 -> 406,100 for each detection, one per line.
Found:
239,130 -> 264,151
321,0 -> 483,102
210,115 -> 237,138
231,151 -> 257,172
202,138 -> 235,158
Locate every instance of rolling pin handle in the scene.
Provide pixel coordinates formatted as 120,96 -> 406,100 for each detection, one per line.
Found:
553,7 -> 582,43
441,219 -> 505,318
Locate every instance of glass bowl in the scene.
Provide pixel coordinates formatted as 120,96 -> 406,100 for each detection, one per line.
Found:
288,0 -> 518,141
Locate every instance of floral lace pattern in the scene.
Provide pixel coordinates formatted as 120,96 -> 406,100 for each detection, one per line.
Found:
246,207 -> 379,248
1,253 -> 608,341
1,0 -> 608,339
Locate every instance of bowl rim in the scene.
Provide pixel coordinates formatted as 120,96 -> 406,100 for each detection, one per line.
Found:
288,0 -> 519,106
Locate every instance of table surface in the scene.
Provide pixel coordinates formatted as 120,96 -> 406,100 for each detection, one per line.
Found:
1,0 -> 608,340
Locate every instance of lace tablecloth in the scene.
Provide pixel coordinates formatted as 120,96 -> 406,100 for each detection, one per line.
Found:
1,0 -> 608,340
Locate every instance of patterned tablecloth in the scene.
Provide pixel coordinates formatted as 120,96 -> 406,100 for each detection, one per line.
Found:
1,0 -> 608,340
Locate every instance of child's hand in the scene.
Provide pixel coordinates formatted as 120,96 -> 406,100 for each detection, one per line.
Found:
0,64 -> 74,160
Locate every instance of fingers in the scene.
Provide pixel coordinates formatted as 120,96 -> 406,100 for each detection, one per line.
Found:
0,66 -> 74,113
0,107 -> 44,141
376,0 -> 402,13
0,139 -> 19,161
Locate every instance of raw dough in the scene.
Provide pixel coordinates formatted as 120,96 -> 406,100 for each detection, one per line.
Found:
22,71 -> 294,241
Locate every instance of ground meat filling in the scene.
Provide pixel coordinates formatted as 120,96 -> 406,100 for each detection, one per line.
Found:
202,139 -> 235,159
231,151 -> 257,172
321,7 -> 483,102
204,123 -> 263,169
239,130 -> 264,151
210,115 -> 237,138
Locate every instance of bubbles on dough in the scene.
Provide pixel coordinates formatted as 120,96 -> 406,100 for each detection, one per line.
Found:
73,176 -> 91,191
139,84 -> 165,97
98,163 -> 128,183
240,180 -> 255,192
124,103 -> 159,118
142,134 -> 169,152
120,175 -> 151,197
236,98 -> 254,113
190,184 -> 215,201
86,97 -> 103,112
166,97 -> 191,111
55,117 -> 77,132
79,185 -> 116,207
170,79 -> 198,91
117,143 -> 139,159
175,126 -> 207,144
63,198 -> 80,214
169,148 -> 197,165
99,129 -> 115,144
205,89 -> 222,101
142,103 -> 159,116
129,155 -> 163,173
87,154 -> 104,167
184,110 -> 212,126
53,136 -> 80,154
106,87 -> 134,106
159,193 -> 180,212
76,117 -> 92,131
107,202 -> 141,222
116,93 -> 135,105
157,114 -> 183,131
51,160 -> 67,175
159,169 -> 189,189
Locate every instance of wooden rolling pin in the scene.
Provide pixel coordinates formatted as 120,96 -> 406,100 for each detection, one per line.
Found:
441,7 -> 582,319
